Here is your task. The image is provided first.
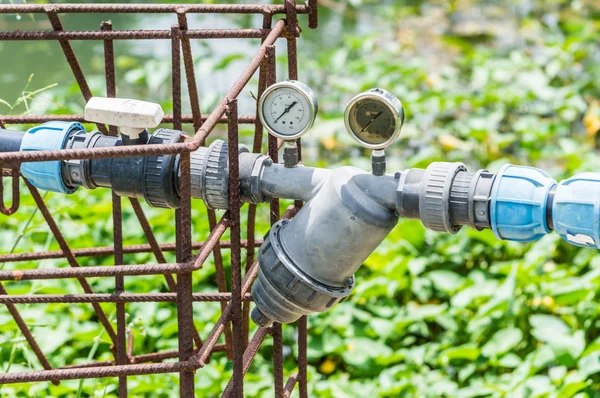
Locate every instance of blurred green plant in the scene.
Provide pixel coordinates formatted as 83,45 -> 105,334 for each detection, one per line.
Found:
1,0 -> 600,397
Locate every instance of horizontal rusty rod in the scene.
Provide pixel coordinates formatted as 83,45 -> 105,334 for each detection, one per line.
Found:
0,240 -> 263,264
0,292 -> 253,304
0,360 -> 201,384
0,29 -> 270,41
0,114 -> 256,125
0,140 -> 192,164
59,345 -> 228,370
0,263 -> 192,281
0,4 -> 308,15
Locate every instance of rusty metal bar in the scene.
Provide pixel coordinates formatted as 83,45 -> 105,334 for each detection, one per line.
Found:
283,373 -> 299,398
103,20 -> 130,395
242,12 -> 272,352
208,208 -> 234,359
0,283 -> 59,385
0,292 -> 253,304
0,361 -> 202,384
172,23 -> 197,398
0,1 -> 317,393
227,98 -> 244,397
177,9 -> 203,133
221,327 -> 270,397
0,20 -> 286,164
264,42 -> 285,398
308,0 -> 319,29
25,180 -> 119,346
0,263 -> 192,281
0,114 -> 256,125
0,240 -> 261,263
0,29 -> 271,41
129,197 -> 204,350
45,6 -> 109,135
60,345 -> 228,370
298,316 -> 309,398
196,258 -> 258,366
0,4 -> 309,15
0,165 -> 20,215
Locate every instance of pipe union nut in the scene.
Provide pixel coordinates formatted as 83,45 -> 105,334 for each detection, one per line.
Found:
251,219 -> 355,327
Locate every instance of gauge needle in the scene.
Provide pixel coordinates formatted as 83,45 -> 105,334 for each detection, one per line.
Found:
360,112 -> 383,133
274,101 -> 298,123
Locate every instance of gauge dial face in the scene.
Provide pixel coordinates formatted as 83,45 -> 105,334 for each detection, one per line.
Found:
344,89 -> 404,149
347,100 -> 396,146
259,81 -> 317,140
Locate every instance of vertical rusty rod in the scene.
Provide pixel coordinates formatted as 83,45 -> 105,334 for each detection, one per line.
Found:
298,315 -> 308,398
177,8 -> 204,133
172,24 -> 195,398
227,98 -> 244,398
102,20 -> 128,397
308,0 -> 319,29
243,11 -> 273,352
264,43 -> 284,398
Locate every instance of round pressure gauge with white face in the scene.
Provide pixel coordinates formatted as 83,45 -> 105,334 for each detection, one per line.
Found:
344,88 -> 404,150
258,80 -> 318,141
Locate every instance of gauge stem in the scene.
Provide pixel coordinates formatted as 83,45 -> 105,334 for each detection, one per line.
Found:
283,140 -> 300,168
371,149 -> 386,176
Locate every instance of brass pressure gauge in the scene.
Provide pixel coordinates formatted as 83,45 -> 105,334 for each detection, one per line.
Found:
344,88 -> 404,150
258,80 -> 318,141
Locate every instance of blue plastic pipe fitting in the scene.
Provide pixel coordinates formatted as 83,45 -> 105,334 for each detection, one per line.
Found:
553,173 -> 600,248
490,164 -> 556,242
20,121 -> 86,194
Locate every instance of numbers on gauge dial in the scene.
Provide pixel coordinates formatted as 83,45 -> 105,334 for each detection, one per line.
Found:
262,88 -> 310,137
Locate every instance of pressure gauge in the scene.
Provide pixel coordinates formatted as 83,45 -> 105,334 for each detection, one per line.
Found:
258,80 -> 318,141
344,88 -> 404,150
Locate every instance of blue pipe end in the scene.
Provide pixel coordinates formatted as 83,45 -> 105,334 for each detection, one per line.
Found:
553,173 -> 600,249
20,121 -> 85,194
490,164 -> 556,242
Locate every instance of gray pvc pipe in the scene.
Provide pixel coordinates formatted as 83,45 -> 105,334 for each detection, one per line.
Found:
259,161 -> 399,211
260,163 -> 331,202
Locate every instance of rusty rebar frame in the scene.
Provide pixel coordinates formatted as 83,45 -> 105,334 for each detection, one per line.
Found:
0,2 -> 316,397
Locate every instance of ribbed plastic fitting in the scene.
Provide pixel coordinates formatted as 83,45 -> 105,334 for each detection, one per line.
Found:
20,121 -> 86,194
490,164 -> 556,242
190,140 -> 248,210
142,129 -> 182,209
420,162 -> 467,233
553,172 -> 600,248
190,140 -> 229,210
252,219 -> 355,327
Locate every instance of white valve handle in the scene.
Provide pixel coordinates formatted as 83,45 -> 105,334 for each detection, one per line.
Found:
84,97 -> 164,138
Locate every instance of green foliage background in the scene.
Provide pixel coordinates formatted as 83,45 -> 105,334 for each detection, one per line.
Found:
1,0 -> 600,397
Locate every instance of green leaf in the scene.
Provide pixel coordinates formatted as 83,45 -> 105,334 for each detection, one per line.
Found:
482,327 -> 523,358
428,270 -> 464,293
439,344 -> 481,365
